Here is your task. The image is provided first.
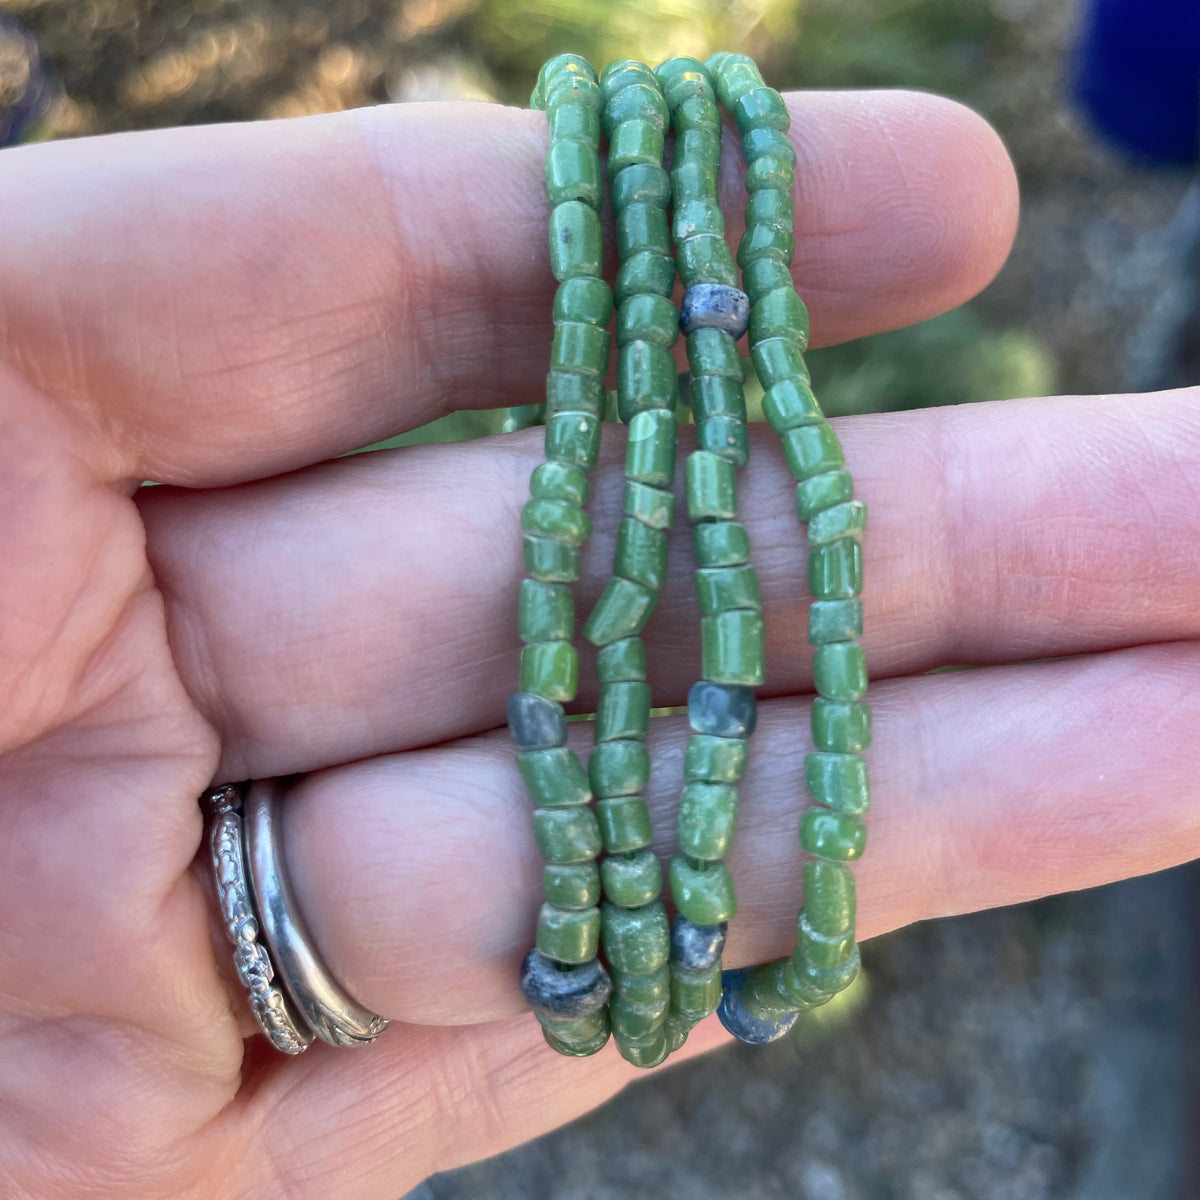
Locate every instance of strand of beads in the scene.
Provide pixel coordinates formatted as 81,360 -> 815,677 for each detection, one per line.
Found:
654,56 -> 766,1052
581,59 -> 676,1070
705,52 -> 871,1043
514,53 -> 614,1058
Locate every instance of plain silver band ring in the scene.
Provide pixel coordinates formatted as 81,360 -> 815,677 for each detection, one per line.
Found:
244,778 -> 389,1048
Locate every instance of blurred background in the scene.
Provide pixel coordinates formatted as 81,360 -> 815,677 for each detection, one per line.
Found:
2,1 -> 1198,1196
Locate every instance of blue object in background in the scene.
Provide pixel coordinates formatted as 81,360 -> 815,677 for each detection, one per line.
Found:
0,16 -> 53,148
1072,0 -> 1200,165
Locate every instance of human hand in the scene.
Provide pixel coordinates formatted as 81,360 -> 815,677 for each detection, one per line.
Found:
0,88 -> 1194,1199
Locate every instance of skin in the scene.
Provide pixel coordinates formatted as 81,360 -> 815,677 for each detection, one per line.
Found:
0,87 -> 1195,1199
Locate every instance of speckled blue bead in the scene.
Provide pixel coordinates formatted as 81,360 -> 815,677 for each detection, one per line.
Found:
716,966 -> 799,1044
679,284 -> 751,338
687,680 -> 757,738
506,692 -> 568,751
671,917 -> 727,970
520,950 -> 613,1018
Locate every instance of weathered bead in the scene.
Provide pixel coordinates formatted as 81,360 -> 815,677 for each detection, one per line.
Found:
701,610 -> 766,685
548,102 -> 600,145
530,460 -> 589,505
545,137 -> 602,209
717,965 -> 800,1044
588,738 -> 650,798
746,155 -> 795,192
795,468 -> 855,521
610,990 -> 670,1042
696,415 -> 749,467
608,118 -> 666,173
794,944 -> 861,995
685,326 -> 744,378
595,795 -> 653,853
603,83 -> 669,134
543,861 -> 602,910
745,186 -> 795,230
803,859 -> 857,935
811,698 -> 872,753
677,128 -> 720,174
736,223 -> 795,269
670,916 -> 727,969
733,86 -> 790,132
795,910 -> 856,968
615,250 -> 675,303
617,343 -> 678,419
617,1026 -> 670,1068
676,232 -> 739,287
517,746 -> 591,807
541,1014 -> 609,1057
624,480 -> 675,530
617,295 -> 679,351
531,805 -> 602,864
813,640 -> 869,702
737,959 -> 814,1020
741,256 -> 794,304
537,902 -> 601,963
677,782 -> 740,860
615,517 -> 669,591
749,287 -> 809,349
595,636 -> 647,683
521,497 -> 590,546
751,336 -> 807,389
686,450 -> 737,521
520,949 -> 612,1017
684,733 -> 749,782
669,856 -> 737,924
806,751 -> 870,814
670,960 -> 723,1022
673,199 -> 725,240
550,320 -> 609,376
518,578 -> 574,643
544,410 -> 602,470
800,806 -> 867,861
600,58 -> 658,99
687,680 -> 757,738
617,201 -> 671,258
808,538 -> 864,600
542,69 -> 602,112
679,284 -> 750,338
690,374 -> 747,423
524,536 -> 580,583
671,157 -> 717,206
781,422 -> 844,481
552,276 -> 613,327
676,93 -> 720,134
707,55 -> 763,105
694,565 -> 762,615
808,598 -> 864,645
583,575 -> 657,645
519,640 -> 578,702
742,125 -> 797,167
626,408 -> 677,487
596,680 -> 651,742
601,849 -> 663,908
507,692 -> 567,751
610,162 -> 670,211
549,201 -> 603,281
601,900 -> 671,973
612,962 -> 670,1007
692,521 -> 751,567
546,370 -> 605,417
808,499 -> 867,546
762,377 -> 822,433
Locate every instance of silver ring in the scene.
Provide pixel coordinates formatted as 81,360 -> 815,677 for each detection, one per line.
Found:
203,785 -> 314,1055
244,779 -> 389,1048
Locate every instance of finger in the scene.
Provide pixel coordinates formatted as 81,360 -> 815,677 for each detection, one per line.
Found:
139,387 -> 1200,779
272,640 -> 1199,1026
0,90 -> 1016,486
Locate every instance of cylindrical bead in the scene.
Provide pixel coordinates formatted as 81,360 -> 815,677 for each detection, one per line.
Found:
583,576 -> 657,645
803,859 -> 857,936
549,201 -> 603,280
626,408 -> 677,487
518,578 -> 574,643
521,498 -> 590,546
588,738 -> 650,798
617,201 -> 671,258
546,370 -> 605,417
669,856 -> 737,924
796,469 -> 855,521
601,900 -> 671,973
811,698 -> 872,752
595,636 -> 647,683
601,850 -> 663,908
795,911 -> 856,969
616,251 -> 675,303
676,782 -> 740,860
595,795 -> 653,853
552,276 -> 613,327
686,451 -> 737,521
687,680 -> 757,738
617,295 -> 679,350
531,805 -> 602,864
624,480 -> 675,530
615,517 -> 668,591
807,598 -> 863,644
684,734 -> 749,783
524,536 -> 580,583
808,538 -> 864,600
595,680 -> 652,742
537,903 -> 601,963
694,565 -> 761,615
545,137 -> 602,208
686,326 -> 744,379
617,343 -> 678,420
543,862 -> 602,910
530,460 -> 590,505
813,640 -> 868,702
701,610 -> 766,685
805,751 -> 870,814
507,692 -> 567,751
800,806 -> 867,861
518,640 -> 578,702
544,411 -> 602,470
516,746 -> 591,807
692,521 -> 751,567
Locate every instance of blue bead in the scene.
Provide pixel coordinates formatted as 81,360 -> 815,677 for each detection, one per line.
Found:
687,681 -> 757,738
680,284 -> 751,338
716,967 -> 799,1044
507,692 -> 567,750
671,917 -> 727,969
519,950 -> 612,1018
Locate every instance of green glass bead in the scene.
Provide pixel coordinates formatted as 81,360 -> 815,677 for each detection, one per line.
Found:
545,411 -> 601,471
813,640 -> 868,702
518,578 -> 574,643
517,746 -> 590,807
746,156 -> 795,193
608,119 -> 665,174
677,94 -> 720,135
616,517 -> 668,591
683,734 -> 748,783
751,336 -> 806,390
519,640 -> 578,702
701,610 -> 765,685
808,500 -> 867,546
532,805 -> 602,864
546,370 -> 605,417
693,521 -> 750,567
669,856 -> 737,924
686,326 -> 744,379
671,158 -> 718,207
740,958 -> 819,1020
806,750 -> 870,814
762,378 -> 822,434
551,321 -> 609,376
548,102 -> 600,144
745,186 -> 795,230
543,861 -> 602,910
549,201 -> 603,281
617,201 -> 671,259
600,58 -> 657,98
749,287 -> 808,349
612,963 -> 670,1007
733,86 -> 790,132
670,959 -> 722,1022
677,233 -> 739,287
694,564 -> 761,615
708,55 -> 762,104
781,422 -> 843,481
808,598 -> 863,645
690,374 -> 747,423
793,944 -> 860,996
521,497 -> 590,546
696,416 -> 749,468
601,849 -> 663,908
543,77 -> 603,117
686,450 -> 737,521
811,698 -> 872,753
737,223 -> 795,269
742,126 -> 797,167
676,782 -> 740,860
656,55 -> 710,101
803,859 -> 857,935
626,408 -> 677,487
596,636 -> 647,683
537,902 -> 601,963
808,538 -> 863,600
545,137 -> 602,209
530,461 -> 589,506
616,1027 -> 670,1068
617,343 -> 678,420
674,199 -> 725,240
524,536 -> 580,583
541,1015 -> 610,1058
583,576 -> 657,646
552,276 -> 613,327
603,83 -> 669,135
795,469 -> 854,521
596,795 -> 653,852
596,680 -> 652,742
610,162 -> 670,212
677,128 -> 720,174
601,900 -> 670,973
588,738 -> 650,798
610,992 -> 669,1043
615,251 -> 675,303
624,480 -> 675,530
741,256 -> 793,304
617,295 -> 679,350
